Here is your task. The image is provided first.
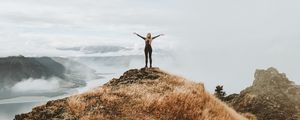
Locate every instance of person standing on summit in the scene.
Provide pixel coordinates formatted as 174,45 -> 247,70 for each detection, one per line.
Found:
133,32 -> 164,68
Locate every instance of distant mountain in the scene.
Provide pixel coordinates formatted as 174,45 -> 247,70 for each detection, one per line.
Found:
57,45 -> 129,54
0,56 -> 97,89
0,56 -> 65,88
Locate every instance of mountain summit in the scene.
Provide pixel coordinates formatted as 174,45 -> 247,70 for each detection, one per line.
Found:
15,68 -> 247,120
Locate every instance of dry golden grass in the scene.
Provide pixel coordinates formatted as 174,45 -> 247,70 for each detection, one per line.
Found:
66,70 -> 247,120
68,96 -> 86,116
240,112 -> 257,120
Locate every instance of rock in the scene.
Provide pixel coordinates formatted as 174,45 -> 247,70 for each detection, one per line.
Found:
226,67 -> 300,120
105,67 -> 162,86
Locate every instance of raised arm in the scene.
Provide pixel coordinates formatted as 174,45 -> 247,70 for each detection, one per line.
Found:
133,32 -> 145,40
152,34 -> 164,40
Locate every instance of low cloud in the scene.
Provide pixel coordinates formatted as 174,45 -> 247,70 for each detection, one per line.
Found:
11,77 -> 61,93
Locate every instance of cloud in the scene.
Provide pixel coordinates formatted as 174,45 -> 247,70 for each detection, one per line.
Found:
1,0 -> 300,93
11,77 -> 61,93
165,0 -> 300,93
0,0 -> 176,57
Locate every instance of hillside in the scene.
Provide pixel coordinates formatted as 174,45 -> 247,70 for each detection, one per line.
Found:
0,56 -> 66,88
15,68 -> 248,120
225,67 -> 300,120
0,56 -> 98,90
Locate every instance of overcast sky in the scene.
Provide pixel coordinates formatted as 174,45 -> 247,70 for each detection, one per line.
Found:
0,0 -> 300,93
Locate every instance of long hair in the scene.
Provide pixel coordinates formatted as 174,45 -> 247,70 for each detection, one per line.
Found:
146,33 -> 151,39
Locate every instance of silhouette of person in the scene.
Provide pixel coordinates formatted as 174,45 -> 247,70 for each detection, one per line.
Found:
133,32 -> 164,68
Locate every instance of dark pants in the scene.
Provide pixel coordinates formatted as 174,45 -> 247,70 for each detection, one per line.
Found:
144,45 -> 152,67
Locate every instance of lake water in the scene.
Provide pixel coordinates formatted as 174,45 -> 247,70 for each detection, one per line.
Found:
0,75 -> 114,120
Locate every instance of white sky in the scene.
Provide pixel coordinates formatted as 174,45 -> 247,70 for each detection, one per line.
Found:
0,0 -> 300,93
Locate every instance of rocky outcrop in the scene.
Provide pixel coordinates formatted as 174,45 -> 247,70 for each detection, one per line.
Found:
105,68 -> 160,86
15,68 -> 247,120
226,67 -> 300,120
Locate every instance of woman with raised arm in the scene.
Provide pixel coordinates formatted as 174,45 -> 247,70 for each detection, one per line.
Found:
133,32 -> 164,68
